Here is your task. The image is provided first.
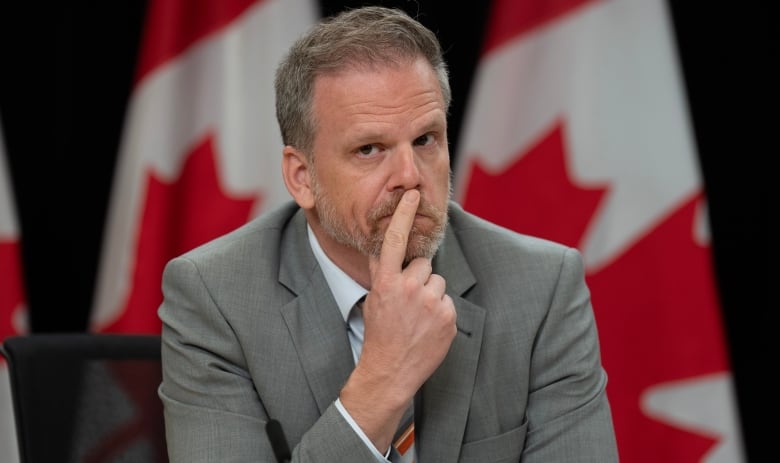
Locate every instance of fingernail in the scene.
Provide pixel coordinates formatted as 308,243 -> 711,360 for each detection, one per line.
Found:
405,190 -> 419,203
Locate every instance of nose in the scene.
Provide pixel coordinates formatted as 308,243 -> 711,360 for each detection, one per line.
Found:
388,144 -> 421,191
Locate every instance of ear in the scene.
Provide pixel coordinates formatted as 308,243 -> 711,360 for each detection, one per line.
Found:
282,145 -> 315,209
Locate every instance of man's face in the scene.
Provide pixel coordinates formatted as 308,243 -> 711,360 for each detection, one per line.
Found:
308,57 -> 451,264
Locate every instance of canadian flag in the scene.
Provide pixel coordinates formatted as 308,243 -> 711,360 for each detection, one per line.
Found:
453,0 -> 745,461
1,115 -> 27,463
90,0 -> 317,334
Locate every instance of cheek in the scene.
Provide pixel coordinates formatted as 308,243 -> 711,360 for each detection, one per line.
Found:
327,178 -> 373,219
425,160 -> 452,199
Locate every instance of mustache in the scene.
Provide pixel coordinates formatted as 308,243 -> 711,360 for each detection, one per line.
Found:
368,190 -> 441,223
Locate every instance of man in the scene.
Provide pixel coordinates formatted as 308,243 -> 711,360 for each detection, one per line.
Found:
159,6 -> 618,462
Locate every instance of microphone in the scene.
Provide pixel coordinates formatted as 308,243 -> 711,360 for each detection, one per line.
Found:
266,418 -> 292,463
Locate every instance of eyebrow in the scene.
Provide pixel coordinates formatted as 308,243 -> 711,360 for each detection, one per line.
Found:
344,110 -> 446,146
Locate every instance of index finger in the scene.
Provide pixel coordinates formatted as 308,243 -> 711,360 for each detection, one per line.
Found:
374,189 -> 420,274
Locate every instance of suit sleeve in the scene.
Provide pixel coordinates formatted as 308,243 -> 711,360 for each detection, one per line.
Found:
521,247 -> 619,462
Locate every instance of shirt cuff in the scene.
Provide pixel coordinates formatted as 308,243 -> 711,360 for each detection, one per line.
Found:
335,398 -> 391,461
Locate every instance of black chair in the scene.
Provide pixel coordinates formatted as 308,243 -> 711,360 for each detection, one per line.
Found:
0,333 -> 167,463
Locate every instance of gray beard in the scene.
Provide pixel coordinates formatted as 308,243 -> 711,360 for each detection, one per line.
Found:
311,174 -> 449,265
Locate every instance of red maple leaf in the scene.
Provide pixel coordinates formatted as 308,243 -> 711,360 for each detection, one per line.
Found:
462,121 -> 607,249
0,239 -> 25,346
102,132 -> 259,334
460,120 -> 731,461
586,193 -> 729,462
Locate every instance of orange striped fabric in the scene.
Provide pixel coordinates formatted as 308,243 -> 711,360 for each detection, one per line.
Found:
394,421 -> 415,461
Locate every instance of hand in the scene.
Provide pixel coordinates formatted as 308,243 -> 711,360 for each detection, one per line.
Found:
340,189 -> 457,453
361,189 -> 457,393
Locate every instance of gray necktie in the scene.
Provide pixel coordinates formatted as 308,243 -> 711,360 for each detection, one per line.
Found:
346,297 -> 365,363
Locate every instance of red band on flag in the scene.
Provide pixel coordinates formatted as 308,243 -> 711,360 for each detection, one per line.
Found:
482,0 -> 597,55
135,0 -> 262,84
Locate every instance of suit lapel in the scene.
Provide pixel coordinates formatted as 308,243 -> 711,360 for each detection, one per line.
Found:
278,210 -> 355,414
417,296 -> 485,462
280,283 -> 355,414
416,216 -> 486,461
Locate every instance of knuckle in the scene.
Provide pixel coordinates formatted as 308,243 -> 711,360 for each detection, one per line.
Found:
403,277 -> 420,294
444,297 -> 456,319
444,302 -> 455,320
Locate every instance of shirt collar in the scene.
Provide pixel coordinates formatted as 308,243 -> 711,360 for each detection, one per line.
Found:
307,224 -> 367,322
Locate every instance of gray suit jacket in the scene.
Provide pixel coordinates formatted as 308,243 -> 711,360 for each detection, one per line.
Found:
159,201 -> 618,462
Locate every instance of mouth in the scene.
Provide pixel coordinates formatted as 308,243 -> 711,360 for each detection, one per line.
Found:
372,194 -> 436,228
379,212 -> 428,223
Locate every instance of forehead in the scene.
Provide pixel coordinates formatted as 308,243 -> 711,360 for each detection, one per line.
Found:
311,58 -> 446,134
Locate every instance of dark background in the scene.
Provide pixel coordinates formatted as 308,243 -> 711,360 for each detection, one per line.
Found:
0,0 -> 770,460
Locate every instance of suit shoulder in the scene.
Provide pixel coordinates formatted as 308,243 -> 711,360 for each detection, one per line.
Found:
447,201 -> 573,256
177,201 -> 300,262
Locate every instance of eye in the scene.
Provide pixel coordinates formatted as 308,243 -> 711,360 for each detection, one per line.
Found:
357,144 -> 379,157
413,133 -> 434,147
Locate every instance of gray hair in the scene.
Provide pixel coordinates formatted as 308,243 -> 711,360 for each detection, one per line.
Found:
274,6 -> 452,156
